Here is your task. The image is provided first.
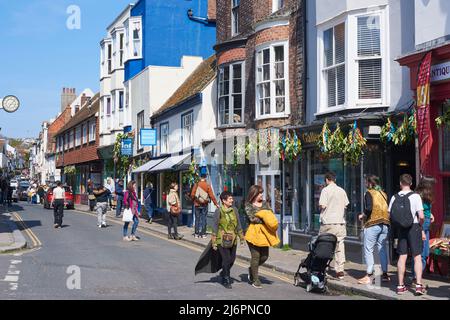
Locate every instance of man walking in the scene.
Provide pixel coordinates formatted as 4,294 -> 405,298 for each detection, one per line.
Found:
319,172 -> 349,280
388,174 -> 425,295
105,178 -> 115,210
190,173 -> 219,238
143,182 -> 154,224
94,184 -> 110,228
115,179 -> 125,218
52,181 -> 65,229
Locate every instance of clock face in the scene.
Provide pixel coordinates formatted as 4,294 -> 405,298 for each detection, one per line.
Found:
2,95 -> 20,113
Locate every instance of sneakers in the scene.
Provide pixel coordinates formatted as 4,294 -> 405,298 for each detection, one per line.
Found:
102,223 -> 107,228
130,235 -> 139,241
123,236 -> 132,242
202,235 -> 208,239
336,272 -> 345,280
415,284 -> 426,296
194,234 -> 200,239
397,285 -> 408,295
54,224 -> 59,229
381,273 -> 391,282
147,218 -> 153,224
252,280 -> 263,289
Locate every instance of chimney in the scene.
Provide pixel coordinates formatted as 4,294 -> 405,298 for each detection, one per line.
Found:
61,87 -> 77,112
80,93 -> 90,108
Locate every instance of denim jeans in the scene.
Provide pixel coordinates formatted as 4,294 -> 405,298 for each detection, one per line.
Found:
116,195 -> 124,217
413,217 -> 430,277
123,215 -> 139,237
363,224 -> 389,274
145,203 -> 153,219
195,206 -> 208,236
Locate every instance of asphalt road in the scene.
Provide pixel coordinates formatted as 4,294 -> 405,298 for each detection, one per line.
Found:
0,203 -> 367,300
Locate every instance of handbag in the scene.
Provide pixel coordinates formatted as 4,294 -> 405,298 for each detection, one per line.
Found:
221,232 -> 236,249
170,204 -> 182,217
122,208 -> 133,222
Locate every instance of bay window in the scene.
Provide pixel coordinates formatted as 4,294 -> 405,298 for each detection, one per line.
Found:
160,122 -> 169,154
256,42 -> 289,118
182,112 -> 194,149
218,62 -> 244,126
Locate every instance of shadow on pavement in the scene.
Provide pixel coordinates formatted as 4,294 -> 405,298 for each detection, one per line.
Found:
14,220 -> 42,231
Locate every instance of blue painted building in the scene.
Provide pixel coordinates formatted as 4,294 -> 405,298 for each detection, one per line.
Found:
125,0 -> 216,82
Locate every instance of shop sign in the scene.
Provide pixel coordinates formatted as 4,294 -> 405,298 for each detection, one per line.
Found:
301,132 -> 321,144
121,138 -> 133,156
431,61 -> 450,83
140,129 -> 157,146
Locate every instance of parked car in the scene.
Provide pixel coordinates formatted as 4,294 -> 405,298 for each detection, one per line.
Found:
43,186 -> 74,210
10,180 -> 18,188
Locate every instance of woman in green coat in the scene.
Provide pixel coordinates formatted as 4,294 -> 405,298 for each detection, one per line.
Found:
211,191 -> 244,289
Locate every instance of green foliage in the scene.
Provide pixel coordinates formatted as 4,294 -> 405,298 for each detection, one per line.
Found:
182,160 -> 200,186
113,132 -> 134,178
392,113 -> 416,146
328,123 -> 346,155
380,117 -> 396,144
436,107 -> 450,128
64,165 -> 76,175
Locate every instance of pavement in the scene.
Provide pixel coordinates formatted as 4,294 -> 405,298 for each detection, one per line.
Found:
0,205 -> 27,253
0,203 -> 361,300
73,204 -> 450,301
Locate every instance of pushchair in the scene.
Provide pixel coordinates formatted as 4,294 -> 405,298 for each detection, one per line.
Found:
293,233 -> 337,293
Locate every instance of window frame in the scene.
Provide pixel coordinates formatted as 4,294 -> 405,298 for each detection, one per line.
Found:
89,121 -> 96,142
107,43 -> 112,74
272,0 -> 284,13
255,41 -> 290,119
82,123 -> 88,145
160,122 -> 169,155
119,32 -> 125,67
181,111 -> 194,150
218,61 -> 245,126
118,91 -> 124,111
316,8 -> 389,115
75,126 -> 81,147
231,0 -> 240,36
131,18 -> 142,59
137,111 -> 145,150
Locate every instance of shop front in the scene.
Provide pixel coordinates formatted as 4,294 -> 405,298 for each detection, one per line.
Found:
65,161 -> 103,205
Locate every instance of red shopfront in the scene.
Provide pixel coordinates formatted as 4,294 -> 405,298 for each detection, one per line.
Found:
399,44 -> 450,239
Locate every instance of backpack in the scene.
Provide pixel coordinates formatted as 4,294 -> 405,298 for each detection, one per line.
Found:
390,192 -> 415,229
195,185 -> 210,205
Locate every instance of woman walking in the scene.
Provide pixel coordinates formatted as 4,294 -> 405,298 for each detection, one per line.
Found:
357,175 -> 391,284
211,191 -> 244,289
245,185 -> 280,289
412,176 -> 435,282
167,183 -> 183,240
123,181 -> 140,242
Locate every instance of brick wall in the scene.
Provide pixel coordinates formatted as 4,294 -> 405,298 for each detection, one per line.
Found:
47,107 -> 72,154
56,116 -> 100,168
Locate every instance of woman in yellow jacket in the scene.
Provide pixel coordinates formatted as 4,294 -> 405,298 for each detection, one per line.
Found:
245,185 -> 280,289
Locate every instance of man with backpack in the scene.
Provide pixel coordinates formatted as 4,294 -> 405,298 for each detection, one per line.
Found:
388,174 -> 425,295
191,173 -> 219,239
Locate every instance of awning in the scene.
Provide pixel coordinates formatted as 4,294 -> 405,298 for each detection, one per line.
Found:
132,158 -> 168,174
148,154 -> 191,173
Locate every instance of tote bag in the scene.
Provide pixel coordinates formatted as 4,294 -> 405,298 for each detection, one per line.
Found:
122,208 -> 133,222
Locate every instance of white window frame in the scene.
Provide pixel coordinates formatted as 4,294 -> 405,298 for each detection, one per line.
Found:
75,126 -> 81,147
255,41 -> 290,119
82,123 -> 87,145
137,111 -> 145,150
89,121 -> 96,142
119,32 -> 125,67
118,91 -> 124,110
231,0 -> 240,36
316,8 -> 389,115
218,61 -> 245,126
106,97 -> 111,116
107,43 -> 113,74
130,18 -> 142,59
160,122 -> 169,154
272,0 -> 284,13
182,111 -> 194,149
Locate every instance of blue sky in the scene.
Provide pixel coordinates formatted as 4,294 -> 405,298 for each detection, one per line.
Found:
0,0 -> 131,138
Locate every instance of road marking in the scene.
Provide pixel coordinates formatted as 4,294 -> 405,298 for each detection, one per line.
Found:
74,209 -> 294,284
11,212 -> 42,248
3,275 -> 19,282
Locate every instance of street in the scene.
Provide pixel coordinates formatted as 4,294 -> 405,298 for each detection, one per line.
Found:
0,203 -> 364,300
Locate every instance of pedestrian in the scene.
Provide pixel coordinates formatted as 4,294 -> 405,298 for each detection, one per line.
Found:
143,182 -> 154,224
123,181 -> 140,241
357,175 -> 391,284
211,191 -> 245,289
37,185 -> 45,205
0,177 -> 5,205
388,174 -> 426,295
52,181 -> 65,229
87,179 -> 96,211
105,178 -> 115,210
7,182 -> 13,207
412,176 -> 436,284
115,179 -> 125,218
318,172 -> 349,280
191,174 -> 219,239
94,184 -> 110,228
167,182 -> 183,240
244,185 -> 280,289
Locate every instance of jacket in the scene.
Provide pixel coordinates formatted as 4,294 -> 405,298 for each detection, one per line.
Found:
363,189 -> 390,228
143,187 -> 153,206
115,184 -> 124,196
94,188 -> 110,203
245,209 -> 280,247
166,189 -> 180,212
124,190 -> 139,217
190,180 -> 218,207
211,206 -> 244,246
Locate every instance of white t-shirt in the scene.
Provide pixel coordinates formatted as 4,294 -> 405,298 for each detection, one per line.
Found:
319,183 -> 349,225
53,187 -> 66,200
388,190 -> 423,224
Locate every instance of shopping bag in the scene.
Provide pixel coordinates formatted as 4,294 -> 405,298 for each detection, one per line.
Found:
122,208 -> 133,222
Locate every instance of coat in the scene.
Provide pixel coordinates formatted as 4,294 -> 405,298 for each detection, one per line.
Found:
195,241 -> 223,275
245,209 -> 280,247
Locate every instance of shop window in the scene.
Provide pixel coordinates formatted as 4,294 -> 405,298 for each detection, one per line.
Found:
442,106 -> 450,172
444,178 -> 450,221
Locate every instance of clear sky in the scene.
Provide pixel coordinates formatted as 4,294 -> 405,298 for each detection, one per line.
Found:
0,0 -> 132,139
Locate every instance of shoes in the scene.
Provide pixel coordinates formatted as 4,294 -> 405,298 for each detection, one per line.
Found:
252,279 -> 263,289
147,218 -> 153,224
194,234 -> 200,239
168,234 -> 174,240
357,275 -> 372,285
222,276 -> 232,289
98,225 -> 102,228
397,285 -> 408,295
381,273 -> 391,282
415,284 -> 426,296
336,272 -> 345,280
54,224 -> 59,229
202,235 -> 208,239
174,234 -> 184,240
131,235 -> 139,241
123,236 -> 132,242
102,224 -> 107,228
